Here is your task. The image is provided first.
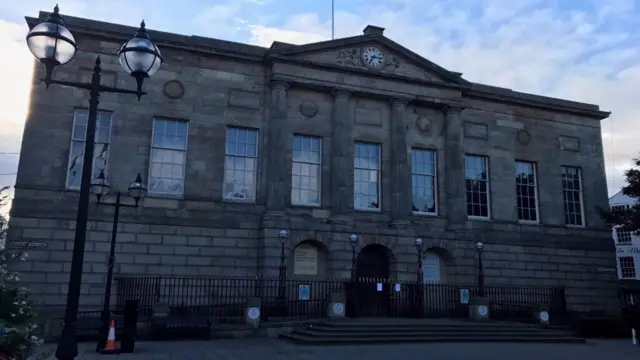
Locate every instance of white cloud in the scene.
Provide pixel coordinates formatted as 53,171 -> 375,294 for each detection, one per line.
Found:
242,1 -> 640,196
0,0 -> 639,202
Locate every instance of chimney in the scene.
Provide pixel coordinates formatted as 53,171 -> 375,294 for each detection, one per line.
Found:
363,25 -> 385,36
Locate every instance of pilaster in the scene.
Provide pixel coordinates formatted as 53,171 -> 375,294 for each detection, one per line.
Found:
389,97 -> 411,228
329,89 -> 354,225
443,105 -> 466,227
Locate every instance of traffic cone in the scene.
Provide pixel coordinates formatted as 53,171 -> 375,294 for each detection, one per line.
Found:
100,319 -> 119,354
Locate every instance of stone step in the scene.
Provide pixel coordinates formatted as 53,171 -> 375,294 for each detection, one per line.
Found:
280,333 -> 587,345
296,329 -> 576,337
304,325 -> 570,334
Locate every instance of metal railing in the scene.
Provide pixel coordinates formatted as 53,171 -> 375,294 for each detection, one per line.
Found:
113,276 -> 566,327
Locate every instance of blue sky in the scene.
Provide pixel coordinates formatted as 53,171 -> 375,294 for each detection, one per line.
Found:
1,0 -> 640,212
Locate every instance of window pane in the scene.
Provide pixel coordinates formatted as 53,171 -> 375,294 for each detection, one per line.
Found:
354,143 -> 380,210
465,155 -> 489,217
149,117 -> 188,196
67,110 -> 112,189
515,161 -> 538,222
291,135 -> 322,206
411,149 -> 437,214
561,166 -> 583,226
224,127 -> 259,201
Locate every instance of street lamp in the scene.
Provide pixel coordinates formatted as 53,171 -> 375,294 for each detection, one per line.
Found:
476,241 -> 485,297
415,238 -> 424,283
278,230 -> 288,316
90,171 -> 147,352
26,6 -> 162,360
349,234 -> 358,281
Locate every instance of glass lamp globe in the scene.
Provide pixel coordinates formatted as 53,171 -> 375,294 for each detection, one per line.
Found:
476,241 -> 484,252
279,230 -> 288,244
117,20 -> 163,82
349,234 -> 358,245
128,173 -> 148,201
91,170 -> 111,198
26,5 -> 77,67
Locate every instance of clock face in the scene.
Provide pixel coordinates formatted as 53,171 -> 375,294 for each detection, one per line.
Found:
362,46 -> 384,68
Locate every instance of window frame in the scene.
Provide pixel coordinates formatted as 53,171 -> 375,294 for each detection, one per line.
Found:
561,166 -> 586,227
619,256 -> 636,279
464,154 -> 491,219
515,160 -> 540,224
291,134 -> 323,207
614,226 -> 633,245
65,108 -> 113,190
147,117 -> 189,198
223,126 -> 260,203
354,141 -> 382,212
411,148 -> 438,216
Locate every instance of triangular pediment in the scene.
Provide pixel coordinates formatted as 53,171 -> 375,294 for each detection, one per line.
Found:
269,31 -> 468,85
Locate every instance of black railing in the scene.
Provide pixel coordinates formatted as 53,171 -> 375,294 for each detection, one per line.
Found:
113,276 -> 566,328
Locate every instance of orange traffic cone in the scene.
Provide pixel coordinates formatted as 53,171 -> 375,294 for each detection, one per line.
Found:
100,319 -> 119,354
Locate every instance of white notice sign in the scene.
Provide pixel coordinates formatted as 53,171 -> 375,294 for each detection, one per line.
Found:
376,283 -> 383,291
395,283 -> 401,292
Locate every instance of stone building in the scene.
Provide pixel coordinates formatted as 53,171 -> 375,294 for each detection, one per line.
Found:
7,11 -> 619,313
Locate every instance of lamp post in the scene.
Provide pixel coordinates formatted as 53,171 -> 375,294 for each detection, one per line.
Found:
349,234 -> 358,281
90,171 -> 147,352
476,241 -> 485,297
26,6 -> 162,360
278,230 -> 288,301
415,238 -> 424,284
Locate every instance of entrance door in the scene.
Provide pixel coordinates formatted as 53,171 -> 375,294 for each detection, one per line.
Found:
354,245 -> 390,317
422,252 -> 444,316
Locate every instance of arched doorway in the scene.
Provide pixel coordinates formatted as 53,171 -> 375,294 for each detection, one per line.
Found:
356,244 -> 390,279
422,251 -> 442,284
350,244 -> 391,317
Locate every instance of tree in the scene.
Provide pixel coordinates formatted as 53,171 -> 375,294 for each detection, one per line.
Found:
599,157 -> 640,232
0,186 -> 44,360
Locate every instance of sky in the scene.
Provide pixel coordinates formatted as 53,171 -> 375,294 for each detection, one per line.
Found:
0,0 -> 639,214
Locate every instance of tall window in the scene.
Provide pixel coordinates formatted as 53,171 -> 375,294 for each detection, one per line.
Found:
292,135 -> 322,206
224,127 -> 258,201
515,161 -> 538,222
354,143 -> 380,211
412,149 -> 437,214
620,257 -> 636,279
465,155 -> 490,218
66,109 -> 112,189
562,166 -> 584,226
149,118 -> 188,196
615,227 -> 632,244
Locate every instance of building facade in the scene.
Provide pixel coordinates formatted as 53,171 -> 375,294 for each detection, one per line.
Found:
7,12 -> 620,313
609,191 -> 640,305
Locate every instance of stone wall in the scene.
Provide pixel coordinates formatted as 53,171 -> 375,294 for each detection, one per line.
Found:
8,13 -> 619,318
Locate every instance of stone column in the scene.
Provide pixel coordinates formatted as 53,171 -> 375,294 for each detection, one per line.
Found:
389,98 -> 411,227
444,105 -> 466,226
264,80 -> 290,220
329,89 -> 354,224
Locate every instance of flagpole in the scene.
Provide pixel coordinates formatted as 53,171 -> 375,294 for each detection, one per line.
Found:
331,0 -> 335,39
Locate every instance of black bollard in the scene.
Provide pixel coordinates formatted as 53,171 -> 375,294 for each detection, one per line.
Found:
121,300 -> 139,353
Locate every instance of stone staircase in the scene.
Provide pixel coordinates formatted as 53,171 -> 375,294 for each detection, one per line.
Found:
279,318 -> 585,345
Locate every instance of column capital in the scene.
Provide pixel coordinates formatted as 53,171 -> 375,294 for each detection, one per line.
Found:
443,104 -> 465,114
332,88 -> 351,100
269,80 -> 290,91
389,97 -> 411,108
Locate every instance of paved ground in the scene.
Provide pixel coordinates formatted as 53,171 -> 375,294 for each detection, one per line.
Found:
32,338 -> 640,360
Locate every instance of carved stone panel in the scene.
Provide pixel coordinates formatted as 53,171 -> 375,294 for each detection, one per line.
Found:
336,48 -> 363,67
354,108 -> 382,126
464,122 -> 489,140
299,100 -> 318,118
517,130 -> 532,145
227,89 -> 260,110
559,135 -> 580,152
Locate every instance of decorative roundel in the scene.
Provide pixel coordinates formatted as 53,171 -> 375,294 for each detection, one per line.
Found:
300,100 -> 318,118
163,80 -> 185,100
540,311 -> 549,322
247,307 -> 260,320
478,305 -> 488,316
517,130 -> 532,145
333,303 -> 345,315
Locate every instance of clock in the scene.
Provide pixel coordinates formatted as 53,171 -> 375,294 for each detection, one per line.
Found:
362,46 -> 384,69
